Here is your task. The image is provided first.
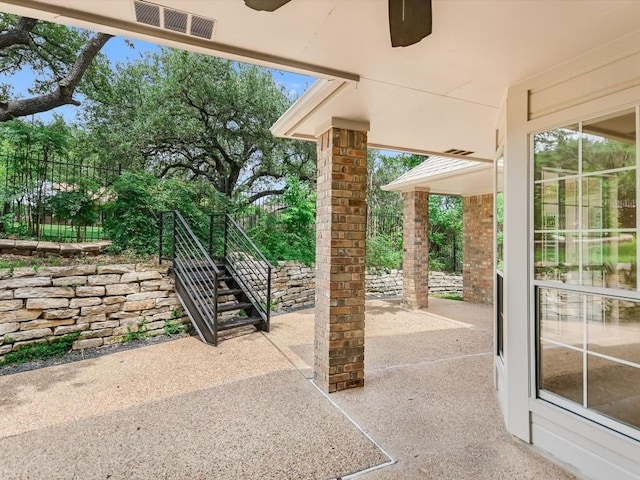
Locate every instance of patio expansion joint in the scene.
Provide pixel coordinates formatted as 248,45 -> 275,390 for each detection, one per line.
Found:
259,331 -> 397,478
260,331 -> 311,380
309,379 -> 397,479
369,350 -> 492,373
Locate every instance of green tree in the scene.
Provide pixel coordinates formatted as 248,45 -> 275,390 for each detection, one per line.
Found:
428,194 -> 462,272
248,177 -> 316,265
0,15 -> 112,121
366,150 -> 424,271
48,178 -> 99,242
103,171 -> 224,255
367,149 -> 424,215
83,49 -> 315,201
0,117 -> 75,237
366,150 -> 464,272
103,172 -> 160,255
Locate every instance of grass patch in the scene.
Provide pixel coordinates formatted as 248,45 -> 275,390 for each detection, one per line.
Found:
0,252 -> 156,271
2,222 -> 105,243
430,293 -> 463,301
0,333 -> 80,366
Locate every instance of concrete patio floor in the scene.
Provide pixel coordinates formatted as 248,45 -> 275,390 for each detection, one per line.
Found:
0,298 -> 577,479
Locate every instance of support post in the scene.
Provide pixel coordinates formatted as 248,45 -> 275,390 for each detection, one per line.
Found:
314,121 -> 368,393
402,188 -> 429,309
463,193 -> 494,304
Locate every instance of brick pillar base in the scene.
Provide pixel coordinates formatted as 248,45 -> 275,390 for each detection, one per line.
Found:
463,193 -> 494,304
314,125 -> 367,393
402,189 -> 429,309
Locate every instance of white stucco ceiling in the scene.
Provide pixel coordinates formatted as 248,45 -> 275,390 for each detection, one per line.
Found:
4,0 -> 640,159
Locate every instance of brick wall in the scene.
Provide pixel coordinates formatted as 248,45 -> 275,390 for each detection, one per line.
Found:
0,263 -> 188,359
463,194 -> 494,304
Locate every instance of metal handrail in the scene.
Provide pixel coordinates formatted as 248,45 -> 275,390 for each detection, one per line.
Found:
225,214 -> 274,269
160,210 -> 272,341
210,213 -> 273,325
160,210 -> 222,345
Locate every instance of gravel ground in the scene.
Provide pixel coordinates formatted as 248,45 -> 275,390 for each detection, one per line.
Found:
0,332 -> 190,376
0,304 -> 303,378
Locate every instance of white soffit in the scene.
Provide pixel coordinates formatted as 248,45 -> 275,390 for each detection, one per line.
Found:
3,1 -> 640,158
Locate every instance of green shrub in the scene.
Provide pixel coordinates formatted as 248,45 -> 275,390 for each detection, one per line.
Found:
157,179 -> 217,241
249,214 -> 316,265
104,172 -> 223,255
104,171 -> 160,255
247,178 -> 316,265
366,233 -> 403,271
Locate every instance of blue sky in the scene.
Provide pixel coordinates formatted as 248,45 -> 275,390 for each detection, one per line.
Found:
6,35 -> 315,123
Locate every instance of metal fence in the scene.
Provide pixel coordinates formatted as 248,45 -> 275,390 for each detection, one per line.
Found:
429,227 -> 462,273
232,199 -> 462,273
0,150 -> 121,242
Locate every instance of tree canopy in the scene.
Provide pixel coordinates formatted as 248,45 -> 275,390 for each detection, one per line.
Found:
83,48 -> 316,201
0,14 -> 112,121
367,150 -> 424,214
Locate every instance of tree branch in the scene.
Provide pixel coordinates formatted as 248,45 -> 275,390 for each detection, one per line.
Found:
0,29 -> 112,121
247,188 -> 285,204
0,17 -> 37,49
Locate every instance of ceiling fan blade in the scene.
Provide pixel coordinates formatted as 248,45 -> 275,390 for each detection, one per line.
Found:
244,0 -> 292,12
389,0 -> 432,47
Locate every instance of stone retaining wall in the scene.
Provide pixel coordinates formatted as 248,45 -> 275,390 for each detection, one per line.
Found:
0,239 -> 111,256
0,263 -> 188,359
272,261 -> 463,310
0,259 -> 464,359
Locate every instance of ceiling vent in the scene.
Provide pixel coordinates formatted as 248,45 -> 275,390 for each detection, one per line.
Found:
134,1 -> 160,27
133,1 -> 215,40
444,148 -> 475,156
164,8 -> 188,33
190,15 -> 215,39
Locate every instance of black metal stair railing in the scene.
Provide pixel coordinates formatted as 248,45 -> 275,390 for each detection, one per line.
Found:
210,213 -> 273,327
159,210 -> 272,345
159,210 -> 220,345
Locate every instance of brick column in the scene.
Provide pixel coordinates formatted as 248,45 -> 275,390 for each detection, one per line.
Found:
314,123 -> 368,393
463,193 -> 494,304
402,189 -> 429,309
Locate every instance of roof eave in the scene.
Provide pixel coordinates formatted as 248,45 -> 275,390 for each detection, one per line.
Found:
382,162 -> 493,192
270,78 -> 353,140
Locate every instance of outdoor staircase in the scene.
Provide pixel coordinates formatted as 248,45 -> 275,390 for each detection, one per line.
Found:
160,211 -> 272,346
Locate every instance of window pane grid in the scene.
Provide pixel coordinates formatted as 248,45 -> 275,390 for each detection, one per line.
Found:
538,286 -> 640,429
534,108 -> 640,434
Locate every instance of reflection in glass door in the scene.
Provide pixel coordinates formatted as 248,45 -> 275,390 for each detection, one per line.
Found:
533,107 -> 640,439
496,154 -> 504,357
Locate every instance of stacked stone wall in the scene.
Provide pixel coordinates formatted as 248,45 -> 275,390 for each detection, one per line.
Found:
0,239 -> 110,256
271,262 -> 463,310
271,261 -> 316,310
0,263 -> 188,359
0,258 -> 466,360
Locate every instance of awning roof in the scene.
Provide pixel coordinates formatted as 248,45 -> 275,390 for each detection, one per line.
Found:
382,156 -> 494,197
